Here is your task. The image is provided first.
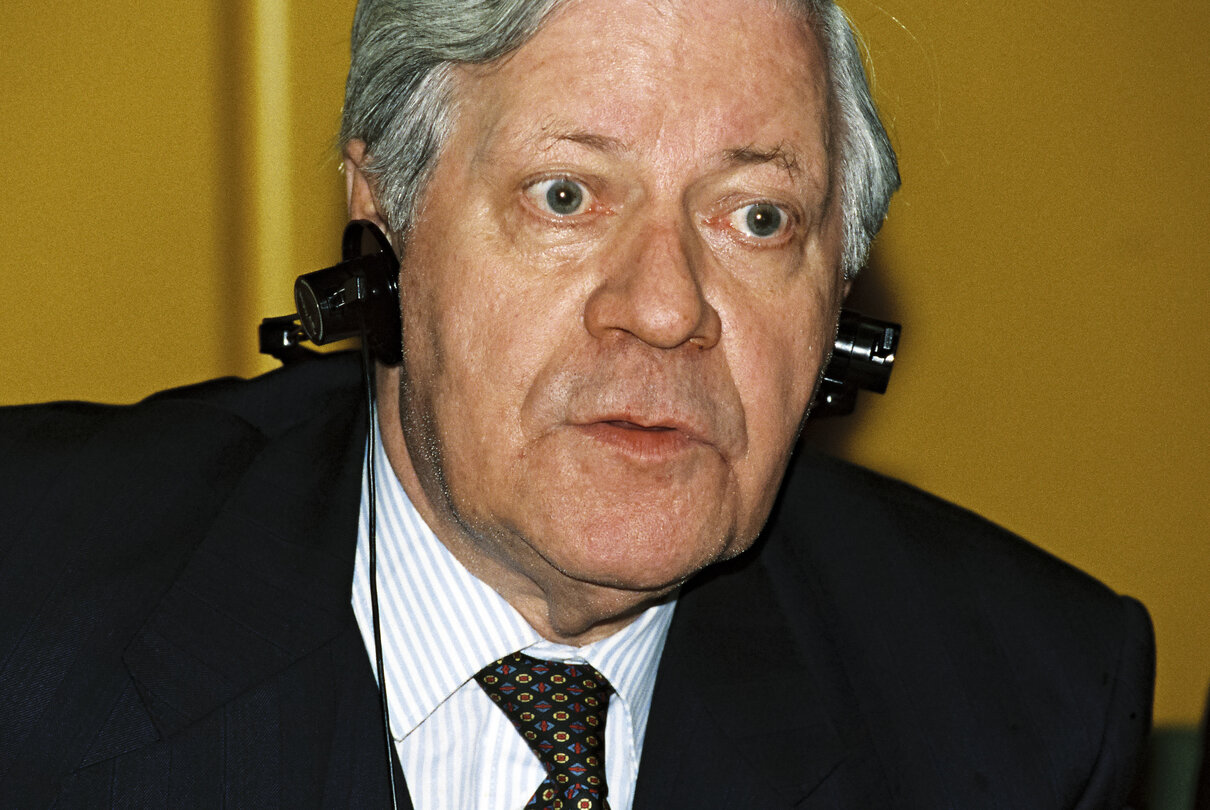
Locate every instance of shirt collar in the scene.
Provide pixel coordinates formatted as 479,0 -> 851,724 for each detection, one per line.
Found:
352,414 -> 676,751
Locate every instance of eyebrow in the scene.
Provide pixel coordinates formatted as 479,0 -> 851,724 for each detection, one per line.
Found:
724,143 -> 804,178
540,128 -> 629,155
526,126 -> 810,183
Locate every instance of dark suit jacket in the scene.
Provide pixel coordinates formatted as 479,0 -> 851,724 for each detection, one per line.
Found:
1196,684 -> 1210,810
0,353 -> 1153,808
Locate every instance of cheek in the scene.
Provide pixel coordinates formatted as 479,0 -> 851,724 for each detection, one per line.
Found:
435,277 -> 580,409
724,280 -> 837,489
407,265 -> 588,496
735,333 -> 818,455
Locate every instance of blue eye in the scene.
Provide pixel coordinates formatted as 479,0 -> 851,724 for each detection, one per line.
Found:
528,178 -> 589,216
740,203 -> 784,238
546,179 -> 583,214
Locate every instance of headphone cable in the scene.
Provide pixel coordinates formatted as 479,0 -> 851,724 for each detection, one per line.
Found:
360,333 -> 400,810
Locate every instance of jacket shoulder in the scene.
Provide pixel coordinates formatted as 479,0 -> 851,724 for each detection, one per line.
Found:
0,353 -> 367,802
756,450 -> 1153,804
772,450 -> 1132,615
0,352 -> 363,513
0,352 -> 364,598
138,350 -> 364,436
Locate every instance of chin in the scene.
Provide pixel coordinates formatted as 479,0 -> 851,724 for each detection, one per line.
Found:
531,507 -> 745,593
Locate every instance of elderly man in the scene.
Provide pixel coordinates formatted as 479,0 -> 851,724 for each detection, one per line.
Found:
0,0 -> 1152,807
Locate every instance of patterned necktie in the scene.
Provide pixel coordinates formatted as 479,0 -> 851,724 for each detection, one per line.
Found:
474,651 -> 614,810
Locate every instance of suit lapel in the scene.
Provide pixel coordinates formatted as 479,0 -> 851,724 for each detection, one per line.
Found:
319,618 -> 414,810
120,383 -> 367,740
2,398 -> 275,806
634,525 -> 888,809
90,370 -> 412,806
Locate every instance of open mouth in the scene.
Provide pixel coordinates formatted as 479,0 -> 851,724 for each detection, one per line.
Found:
603,420 -> 673,431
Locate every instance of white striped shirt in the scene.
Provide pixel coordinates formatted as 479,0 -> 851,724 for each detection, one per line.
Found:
351,417 -> 677,810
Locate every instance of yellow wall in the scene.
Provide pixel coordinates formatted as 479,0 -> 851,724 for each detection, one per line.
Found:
809,1 -> 1210,725
1,2 -> 1206,723
0,0 -> 352,403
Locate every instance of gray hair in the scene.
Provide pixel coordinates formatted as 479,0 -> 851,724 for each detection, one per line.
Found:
340,0 -> 899,279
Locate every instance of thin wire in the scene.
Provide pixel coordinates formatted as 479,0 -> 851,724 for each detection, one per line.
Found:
360,332 -> 400,810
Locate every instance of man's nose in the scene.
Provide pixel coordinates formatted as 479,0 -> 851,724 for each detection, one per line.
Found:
582,221 -> 722,350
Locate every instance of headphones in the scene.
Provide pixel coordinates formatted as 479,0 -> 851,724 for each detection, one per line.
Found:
259,219 -> 900,416
259,220 -> 402,366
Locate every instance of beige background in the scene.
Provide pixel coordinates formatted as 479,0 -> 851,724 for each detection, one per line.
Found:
2,1 -> 1206,724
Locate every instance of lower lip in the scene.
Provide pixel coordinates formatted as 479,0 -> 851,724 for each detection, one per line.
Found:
576,421 -> 696,459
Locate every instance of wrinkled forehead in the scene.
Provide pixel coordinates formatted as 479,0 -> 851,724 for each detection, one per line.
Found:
450,0 -> 833,181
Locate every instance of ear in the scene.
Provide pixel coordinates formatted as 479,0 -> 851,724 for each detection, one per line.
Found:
343,139 -> 388,232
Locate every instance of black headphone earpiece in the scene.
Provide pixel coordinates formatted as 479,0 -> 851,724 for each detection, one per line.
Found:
294,220 -> 402,364
811,309 -> 900,417
258,219 -> 402,365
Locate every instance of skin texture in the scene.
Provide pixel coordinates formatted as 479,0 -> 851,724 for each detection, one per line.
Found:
346,0 -> 847,644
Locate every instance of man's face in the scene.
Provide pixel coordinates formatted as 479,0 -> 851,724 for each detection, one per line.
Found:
382,0 -> 844,618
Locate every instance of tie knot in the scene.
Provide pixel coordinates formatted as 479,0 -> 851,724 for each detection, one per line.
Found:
475,651 -> 613,810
